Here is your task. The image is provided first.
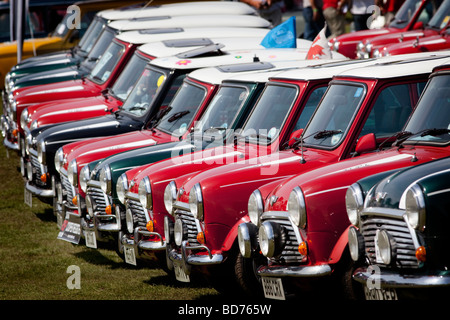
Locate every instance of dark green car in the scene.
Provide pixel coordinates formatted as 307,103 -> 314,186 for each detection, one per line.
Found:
349,156 -> 450,300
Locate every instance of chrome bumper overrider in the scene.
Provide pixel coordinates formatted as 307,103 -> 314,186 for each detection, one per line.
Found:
257,264 -> 332,278
353,267 -> 450,288
25,181 -> 54,197
168,240 -> 223,270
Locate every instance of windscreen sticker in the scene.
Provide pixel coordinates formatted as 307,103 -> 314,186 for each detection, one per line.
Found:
354,87 -> 363,97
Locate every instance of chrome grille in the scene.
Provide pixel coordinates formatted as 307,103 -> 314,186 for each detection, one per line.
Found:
262,216 -> 302,263
86,185 -> 107,216
175,208 -> 200,246
60,172 -> 74,202
30,154 -> 44,185
360,213 -> 419,268
127,197 -> 147,230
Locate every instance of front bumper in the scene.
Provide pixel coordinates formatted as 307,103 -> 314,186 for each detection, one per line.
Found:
1,114 -> 19,151
257,264 -> 332,278
25,180 -> 54,197
353,267 -> 450,288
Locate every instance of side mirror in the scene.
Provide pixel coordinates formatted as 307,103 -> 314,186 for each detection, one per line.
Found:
412,21 -> 424,30
288,128 -> 303,148
355,133 -> 376,155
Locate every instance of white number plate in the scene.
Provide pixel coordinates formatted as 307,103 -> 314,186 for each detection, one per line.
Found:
174,261 -> 190,283
124,244 -> 137,266
364,286 -> 398,300
262,277 -> 286,300
24,188 -> 32,207
84,230 -> 97,249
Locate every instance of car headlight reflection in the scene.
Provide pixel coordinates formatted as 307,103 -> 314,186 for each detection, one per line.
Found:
116,173 -> 128,204
164,181 -> 177,215
79,165 -> 91,193
189,183 -> 203,220
67,159 -> 78,187
287,186 -> 306,229
99,165 -> 112,194
405,184 -> 426,231
248,189 -> 264,226
345,183 -> 364,227
138,176 -> 152,210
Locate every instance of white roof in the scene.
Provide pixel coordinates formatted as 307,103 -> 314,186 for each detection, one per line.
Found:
116,27 -> 270,44
138,36 -> 314,57
187,59 -> 339,85
337,52 -> 450,79
150,48 -> 312,70
98,1 -> 257,21
108,14 -> 271,32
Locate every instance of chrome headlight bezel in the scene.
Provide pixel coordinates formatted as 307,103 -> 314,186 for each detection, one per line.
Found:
20,108 -> 29,130
99,165 -> 112,195
37,140 -> 46,165
163,181 -> 177,215
116,173 -> 128,204
138,176 -> 152,210
248,189 -> 264,226
189,183 -> 203,220
79,165 -> 91,193
345,183 -> 364,227
54,147 -> 64,173
67,159 -> 78,187
405,184 -> 426,231
287,186 -> 307,229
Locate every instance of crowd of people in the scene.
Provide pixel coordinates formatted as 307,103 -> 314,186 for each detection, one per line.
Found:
227,0 -> 406,40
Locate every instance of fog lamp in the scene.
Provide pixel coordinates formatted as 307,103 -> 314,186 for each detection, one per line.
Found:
298,241 -> 308,256
146,220 -> 154,232
196,231 -> 205,245
348,226 -> 365,262
125,208 -> 134,234
415,246 -> 426,262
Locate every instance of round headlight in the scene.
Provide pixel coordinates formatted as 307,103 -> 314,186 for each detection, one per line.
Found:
345,183 -> 364,226
20,108 -> 29,130
30,120 -> 38,130
125,208 -> 134,234
174,219 -> 184,246
189,183 -> 203,220
356,41 -> 364,52
287,186 -> 306,229
248,189 -> 264,226
54,147 -> 64,173
37,140 -> 46,164
116,173 -> 128,204
376,229 -> 394,265
348,226 -> 365,262
67,159 -> 78,187
405,184 -> 426,231
79,165 -> 91,193
99,165 -> 112,194
138,176 -> 152,209
25,133 -> 32,155
163,181 -> 177,214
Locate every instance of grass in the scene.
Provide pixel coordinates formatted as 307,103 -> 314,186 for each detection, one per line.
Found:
0,145 -> 220,301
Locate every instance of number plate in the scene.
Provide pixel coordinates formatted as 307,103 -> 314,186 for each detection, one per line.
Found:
364,286 -> 398,300
174,261 -> 190,283
262,277 -> 286,300
57,219 -> 81,244
24,188 -> 32,207
84,230 -> 97,249
124,244 -> 137,266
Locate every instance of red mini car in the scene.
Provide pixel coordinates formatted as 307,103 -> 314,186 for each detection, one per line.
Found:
329,0 -> 440,58
114,54 -> 430,279
372,27 -> 450,57
237,60 -> 450,300
356,0 -> 450,58
160,53 -> 449,293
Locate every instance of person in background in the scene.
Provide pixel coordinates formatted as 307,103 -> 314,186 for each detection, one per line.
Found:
237,0 -> 286,26
376,0 -> 405,25
351,0 -> 375,31
302,0 -> 325,40
322,0 -> 349,38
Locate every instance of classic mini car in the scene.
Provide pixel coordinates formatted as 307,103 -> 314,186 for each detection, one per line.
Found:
371,26 -> 450,57
329,0 -> 441,58
0,0 -> 146,89
237,59 -> 450,300
113,57 -> 397,276
21,47 -> 311,208
350,157 -> 450,300
356,0 -> 450,59
162,53 -> 450,294
5,0 -> 259,92
66,58 -> 330,250
3,23 -> 271,153
18,32 -> 280,153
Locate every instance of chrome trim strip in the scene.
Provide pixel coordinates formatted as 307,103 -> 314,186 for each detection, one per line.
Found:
257,264 -> 332,278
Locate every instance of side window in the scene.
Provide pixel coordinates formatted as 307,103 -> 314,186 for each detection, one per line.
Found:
360,83 -> 418,139
293,86 -> 327,131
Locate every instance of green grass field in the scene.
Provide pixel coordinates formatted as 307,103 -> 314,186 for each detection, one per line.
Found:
0,144 -> 220,300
